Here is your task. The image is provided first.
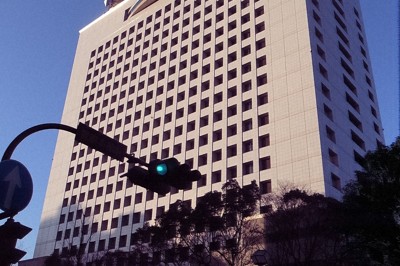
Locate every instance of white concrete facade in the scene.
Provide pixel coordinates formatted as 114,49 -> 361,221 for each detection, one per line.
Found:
34,0 -> 383,258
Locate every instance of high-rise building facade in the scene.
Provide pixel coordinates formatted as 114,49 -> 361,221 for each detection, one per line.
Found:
34,0 -> 383,260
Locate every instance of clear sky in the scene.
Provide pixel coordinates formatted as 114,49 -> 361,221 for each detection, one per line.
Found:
0,0 -> 398,260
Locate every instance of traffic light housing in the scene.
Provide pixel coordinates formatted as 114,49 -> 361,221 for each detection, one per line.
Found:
0,218 -> 31,264
122,166 -> 170,195
75,123 -> 127,161
148,158 -> 201,190
122,158 -> 201,193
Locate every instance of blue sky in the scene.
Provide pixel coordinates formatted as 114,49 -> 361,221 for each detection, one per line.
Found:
0,0 -> 398,260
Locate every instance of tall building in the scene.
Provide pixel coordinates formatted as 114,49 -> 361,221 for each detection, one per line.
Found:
34,0 -> 383,261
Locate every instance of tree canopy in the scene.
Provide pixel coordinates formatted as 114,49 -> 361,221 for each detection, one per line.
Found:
342,138 -> 400,265
130,179 -> 264,265
264,138 -> 400,265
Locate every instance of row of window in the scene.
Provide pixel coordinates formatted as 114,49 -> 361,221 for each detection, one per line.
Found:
311,0 -> 383,192
89,1 -> 266,74
58,0 -> 273,255
86,36 -> 267,90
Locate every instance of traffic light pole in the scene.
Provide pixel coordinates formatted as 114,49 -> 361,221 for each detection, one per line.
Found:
1,123 -> 77,162
0,122 -> 201,264
0,123 -> 147,220
0,122 -> 150,264
1,122 -> 147,165
2,123 -> 200,199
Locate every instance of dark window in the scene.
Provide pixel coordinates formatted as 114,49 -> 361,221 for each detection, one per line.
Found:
227,166 -> 237,179
260,180 -> 272,194
243,161 -> 253,175
259,156 -> 271,170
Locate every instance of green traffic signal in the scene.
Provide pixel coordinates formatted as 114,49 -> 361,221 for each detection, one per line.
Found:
122,158 -> 202,193
121,166 -> 170,195
156,163 -> 168,175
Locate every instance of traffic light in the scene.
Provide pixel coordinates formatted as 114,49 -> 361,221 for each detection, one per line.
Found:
121,158 -> 201,193
75,123 -> 127,162
148,158 -> 201,190
122,166 -> 170,195
0,218 -> 31,264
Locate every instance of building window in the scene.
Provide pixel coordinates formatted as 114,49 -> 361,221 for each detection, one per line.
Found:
243,119 -> 253,131
242,99 -> 252,111
111,218 -> 119,229
228,86 -> 237,98
227,166 -> 237,179
243,140 -> 253,153
214,111 -> 223,122
212,150 -> 222,162
348,111 -> 363,131
173,144 -> 182,155
200,115 -> 209,127
331,173 -> 341,191
351,131 -> 366,150
188,121 -> 196,132
213,129 -> 222,141
144,210 -> 152,222
227,145 -> 237,157
101,220 -> 108,231
243,162 -> 253,175
326,126 -> 336,143
186,139 -> 195,151
114,199 -> 121,209
133,212 -> 141,224
255,22 -> 265,33
135,192 -> 143,204
260,156 -> 271,170
198,154 -> 208,166
315,28 -> 323,42
119,235 -> 127,248
242,29 -> 251,40
242,62 -> 251,74
228,105 -> 237,117
227,124 -> 237,137
257,74 -> 268,86
259,134 -> 270,147
256,39 -> 266,50
260,180 -> 272,194
146,191 -> 154,201
197,175 -> 207,187
104,202 -> 110,212
328,149 -> 339,166
324,104 -> 334,121
341,59 -> 354,78
124,196 -> 131,207
258,113 -> 269,126
212,171 -> 222,184
156,206 -> 165,218
346,93 -> 360,113
199,135 -> 208,146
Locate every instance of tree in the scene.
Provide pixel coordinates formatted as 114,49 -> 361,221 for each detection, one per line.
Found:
342,138 -> 400,265
263,189 -> 347,266
263,138 -> 400,265
212,179 -> 263,266
130,179 -> 264,265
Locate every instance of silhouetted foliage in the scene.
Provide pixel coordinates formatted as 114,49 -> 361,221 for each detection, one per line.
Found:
342,138 -> 400,265
131,179 -> 263,265
264,138 -> 400,266
264,189 -> 347,266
